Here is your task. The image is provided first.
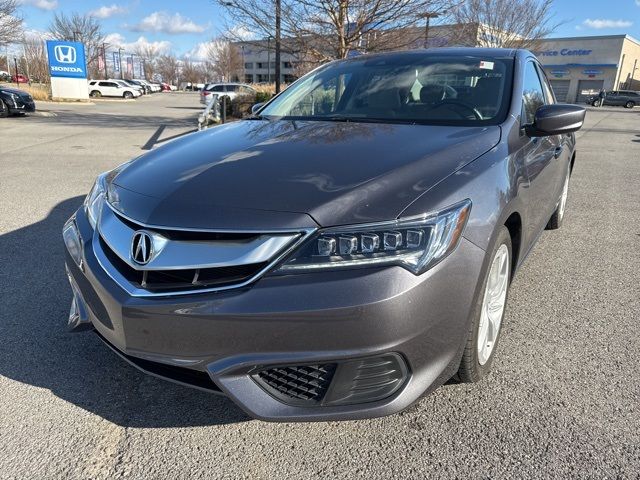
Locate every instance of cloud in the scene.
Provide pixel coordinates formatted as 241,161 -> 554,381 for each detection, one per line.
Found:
90,4 -> 127,19
105,33 -> 172,54
18,0 -> 58,10
582,18 -> 633,29
185,41 -> 216,61
129,12 -> 208,34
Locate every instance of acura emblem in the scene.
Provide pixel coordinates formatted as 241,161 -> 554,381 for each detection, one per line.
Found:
131,231 -> 153,265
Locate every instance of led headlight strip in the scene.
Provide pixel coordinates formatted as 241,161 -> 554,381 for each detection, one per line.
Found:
277,199 -> 471,275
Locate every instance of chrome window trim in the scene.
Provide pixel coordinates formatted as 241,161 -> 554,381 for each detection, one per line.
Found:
93,202 -> 317,298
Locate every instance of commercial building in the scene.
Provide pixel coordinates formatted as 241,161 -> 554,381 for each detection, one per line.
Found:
234,40 -> 299,84
534,35 -> 640,103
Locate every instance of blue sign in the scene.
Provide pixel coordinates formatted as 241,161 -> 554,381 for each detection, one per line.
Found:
113,52 -> 120,72
46,41 -> 87,79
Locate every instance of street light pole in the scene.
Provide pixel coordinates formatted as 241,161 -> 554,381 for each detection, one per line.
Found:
13,57 -> 18,86
275,0 -> 281,93
118,48 -> 124,80
267,37 -> 271,83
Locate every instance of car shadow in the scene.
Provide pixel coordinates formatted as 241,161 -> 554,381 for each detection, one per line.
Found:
0,197 -> 250,427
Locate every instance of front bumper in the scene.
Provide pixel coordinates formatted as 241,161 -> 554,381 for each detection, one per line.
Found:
10,99 -> 35,114
65,207 -> 486,421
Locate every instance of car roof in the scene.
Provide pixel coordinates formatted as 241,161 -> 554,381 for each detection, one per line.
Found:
336,47 -> 519,65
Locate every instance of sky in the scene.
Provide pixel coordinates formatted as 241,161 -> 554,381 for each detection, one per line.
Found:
13,0 -> 640,60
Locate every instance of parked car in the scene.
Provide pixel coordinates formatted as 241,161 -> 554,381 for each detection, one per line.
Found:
200,82 -> 256,105
0,86 -> 36,117
108,79 -> 144,96
0,70 -> 10,81
64,48 -> 585,422
88,80 -> 141,99
587,90 -> 639,108
11,74 -> 29,84
160,83 -> 172,92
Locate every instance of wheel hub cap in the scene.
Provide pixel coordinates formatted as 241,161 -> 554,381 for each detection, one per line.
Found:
477,244 -> 509,365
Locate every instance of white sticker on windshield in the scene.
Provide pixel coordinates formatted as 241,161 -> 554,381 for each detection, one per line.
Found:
479,61 -> 494,70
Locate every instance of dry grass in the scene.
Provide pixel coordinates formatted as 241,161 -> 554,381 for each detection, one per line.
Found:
0,82 -> 51,101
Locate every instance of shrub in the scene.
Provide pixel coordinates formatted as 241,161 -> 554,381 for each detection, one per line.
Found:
255,91 -> 272,104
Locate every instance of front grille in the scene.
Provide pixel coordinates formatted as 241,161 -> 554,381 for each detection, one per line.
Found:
255,364 -> 337,405
99,236 -> 267,293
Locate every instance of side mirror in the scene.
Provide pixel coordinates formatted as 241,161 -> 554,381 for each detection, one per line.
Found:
526,104 -> 586,137
251,102 -> 265,114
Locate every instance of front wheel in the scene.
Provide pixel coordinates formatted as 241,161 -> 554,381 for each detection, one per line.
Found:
592,100 -> 601,107
457,227 -> 512,383
625,101 -> 635,109
123,91 -> 133,99
90,90 -> 101,98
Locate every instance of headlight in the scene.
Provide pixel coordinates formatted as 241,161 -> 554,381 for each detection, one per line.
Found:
84,173 -> 107,229
276,199 -> 471,275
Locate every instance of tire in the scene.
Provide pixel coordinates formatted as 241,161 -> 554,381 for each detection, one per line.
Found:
90,90 -> 101,98
625,101 -> 635,109
457,226 -> 512,383
123,91 -> 133,99
546,163 -> 571,230
0,99 -> 9,118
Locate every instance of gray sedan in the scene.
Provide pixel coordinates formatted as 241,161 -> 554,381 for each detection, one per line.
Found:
63,48 -> 585,422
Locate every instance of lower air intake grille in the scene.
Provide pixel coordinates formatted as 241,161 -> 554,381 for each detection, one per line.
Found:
255,364 -> 337,405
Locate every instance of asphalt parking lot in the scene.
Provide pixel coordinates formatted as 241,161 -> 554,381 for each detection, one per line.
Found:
0,93 -> 639,479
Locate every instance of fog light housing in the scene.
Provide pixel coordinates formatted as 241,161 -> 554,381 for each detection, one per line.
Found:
253,353 -> 409,407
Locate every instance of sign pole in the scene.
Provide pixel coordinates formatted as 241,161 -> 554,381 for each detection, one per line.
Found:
13,57 -> 18,86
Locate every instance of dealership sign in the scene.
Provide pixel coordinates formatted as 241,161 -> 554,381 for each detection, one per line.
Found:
537,49 -> 593,57
46,41 -> 87,79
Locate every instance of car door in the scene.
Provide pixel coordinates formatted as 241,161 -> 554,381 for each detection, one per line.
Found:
605,91 -> 620,106
520,60 -> 563,239
98,82 -> 114,97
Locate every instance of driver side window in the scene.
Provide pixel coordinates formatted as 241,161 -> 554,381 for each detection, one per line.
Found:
522,61 -> 546,125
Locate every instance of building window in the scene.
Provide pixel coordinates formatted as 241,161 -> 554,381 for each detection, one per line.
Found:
283,61 -> 293,69
256,62 -> 265,69
245,74 -> 253,83
244,62 -> 253,69
270,62 -> 276,69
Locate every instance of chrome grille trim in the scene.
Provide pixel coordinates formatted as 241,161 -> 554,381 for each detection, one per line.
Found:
93,204 -> 316,298
98,205 -> 300,271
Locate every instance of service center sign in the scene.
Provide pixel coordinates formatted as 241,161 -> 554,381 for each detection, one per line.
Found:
46,41 -> 87,79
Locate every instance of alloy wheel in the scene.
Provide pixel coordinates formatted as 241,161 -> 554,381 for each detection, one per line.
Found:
477,244 -> 510,365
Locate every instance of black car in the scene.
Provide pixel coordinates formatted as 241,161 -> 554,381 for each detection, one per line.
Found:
0,87 -> 36,117
588,90 -> 639,108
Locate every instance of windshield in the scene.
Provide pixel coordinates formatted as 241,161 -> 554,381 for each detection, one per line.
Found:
260,54 -> 513,126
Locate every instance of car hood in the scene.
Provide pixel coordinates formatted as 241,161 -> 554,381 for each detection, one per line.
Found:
111,119 -> 500,229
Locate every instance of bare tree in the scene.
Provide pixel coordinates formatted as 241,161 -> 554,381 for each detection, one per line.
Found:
451,0 -> 560,49
205,39 -> 243,82
134,44 -> 160,80
180,56 -> 204,85
156,53 -> 180,84
218,0 -> 452,64
0,0 -> 22,47
22,34 -> 49,83
48,12 -> 106,75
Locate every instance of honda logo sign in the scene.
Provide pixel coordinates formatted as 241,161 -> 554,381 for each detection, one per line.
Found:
46,41 -> 87,79
54,45 -> 77,64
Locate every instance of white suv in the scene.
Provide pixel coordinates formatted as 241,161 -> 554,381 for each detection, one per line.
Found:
200,83 -> 256,105
88,80 -> 141,99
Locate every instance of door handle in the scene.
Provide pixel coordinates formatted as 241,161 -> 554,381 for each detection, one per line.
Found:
554,146 -> 563,159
